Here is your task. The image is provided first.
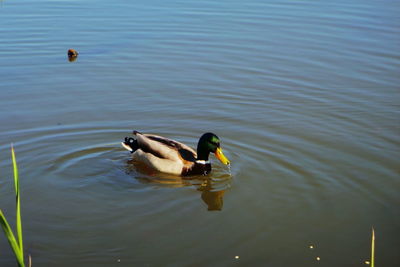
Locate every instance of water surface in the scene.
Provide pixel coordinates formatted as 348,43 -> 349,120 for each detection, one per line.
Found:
0,0 -> 399,266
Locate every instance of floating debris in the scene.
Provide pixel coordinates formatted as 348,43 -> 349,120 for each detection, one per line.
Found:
67,48 -> 78,62
309,245 -> 314,249
365,260 -> 370,265
316,257 -> 321,261
235,256 -> 239,259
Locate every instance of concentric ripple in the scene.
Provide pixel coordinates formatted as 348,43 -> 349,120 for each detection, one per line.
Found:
1,0 -> 399,266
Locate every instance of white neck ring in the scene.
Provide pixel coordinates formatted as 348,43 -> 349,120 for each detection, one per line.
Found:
196,160 -> 210,164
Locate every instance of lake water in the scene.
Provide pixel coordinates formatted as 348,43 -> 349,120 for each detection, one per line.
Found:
0,0 -> 399,266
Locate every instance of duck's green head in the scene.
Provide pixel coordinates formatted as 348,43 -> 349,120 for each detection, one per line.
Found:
197,133 -> 230,165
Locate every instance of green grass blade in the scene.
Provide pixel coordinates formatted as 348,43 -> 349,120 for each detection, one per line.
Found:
11,145 -> 24,261
11,145 -> 19,200
0,210 -> 25,267
371,228 -> 375,267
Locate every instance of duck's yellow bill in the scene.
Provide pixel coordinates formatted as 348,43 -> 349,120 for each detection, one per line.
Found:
215,147 -> 230,165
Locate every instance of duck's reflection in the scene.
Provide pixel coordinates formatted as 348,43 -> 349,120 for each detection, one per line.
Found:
197,178 -> 226,211
126,159 -> 230,211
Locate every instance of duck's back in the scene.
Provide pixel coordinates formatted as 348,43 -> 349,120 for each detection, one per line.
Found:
135,132 -> 197,163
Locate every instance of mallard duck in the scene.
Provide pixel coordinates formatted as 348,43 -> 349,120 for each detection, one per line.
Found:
121,131 -> 230,176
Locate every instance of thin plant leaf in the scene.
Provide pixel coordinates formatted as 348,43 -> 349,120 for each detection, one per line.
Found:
371,228 -> 375,267
12,145 -> 24,260
11,145 -> 19,199
0,210 -> 25,267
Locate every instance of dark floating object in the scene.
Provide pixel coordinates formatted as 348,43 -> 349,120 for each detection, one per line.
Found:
67,48 -> 78,57
67,49 -> 78,62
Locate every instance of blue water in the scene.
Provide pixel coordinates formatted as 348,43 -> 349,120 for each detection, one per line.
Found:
0,0 -> 399,266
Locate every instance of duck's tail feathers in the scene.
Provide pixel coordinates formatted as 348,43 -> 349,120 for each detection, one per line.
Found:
122,137 -> 139,153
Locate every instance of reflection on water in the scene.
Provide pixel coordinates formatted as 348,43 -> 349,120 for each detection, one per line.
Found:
68,55 -> 78,62
198,178 -> 226,211
126,159 -> 230,211
0,0 -> 399,265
